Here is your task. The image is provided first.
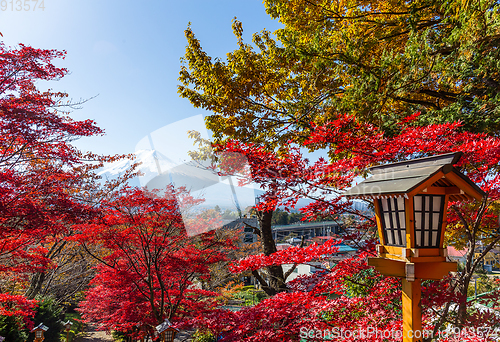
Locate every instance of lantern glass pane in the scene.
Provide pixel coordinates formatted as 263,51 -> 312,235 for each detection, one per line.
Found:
394,228 -> 400,245
415,213 -> 421,227
392,212 -> 398,228
399,212 -> 406,229
433,213 -> 440,229
36,331 -> 42,338
387,231 -> 394,245
384,212 -> 390,227
397,197 -> 404,210
165,331 -> 173,340
413,195 -> 445,248
414,196 -> 422,211
433,197 -> 442,211
378,197 -> 406,247
432,231 -> 438,246
382,198 -> 389,211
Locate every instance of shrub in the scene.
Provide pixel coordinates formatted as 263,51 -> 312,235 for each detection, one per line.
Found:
0,315 -> 29,342
193,329 -> 216,342
28,296 -> 64,342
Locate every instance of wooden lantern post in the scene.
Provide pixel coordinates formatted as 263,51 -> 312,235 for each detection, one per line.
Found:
63,320 -> 73,342
344,153 -> 485,342
31,323 -> 49,342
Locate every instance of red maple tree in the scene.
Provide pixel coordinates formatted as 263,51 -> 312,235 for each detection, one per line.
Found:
195,114 -> 500,341
76,187 -> 236,337
0,41 -> 130,326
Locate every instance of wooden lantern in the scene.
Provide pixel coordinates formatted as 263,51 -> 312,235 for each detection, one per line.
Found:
344,152 -> 485,341
156,319 -> 179,342
63,320 -> 73,341
31,323 -> 49,342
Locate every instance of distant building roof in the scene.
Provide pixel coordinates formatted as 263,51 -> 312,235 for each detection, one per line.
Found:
447,246 -> 468,258
277,241 -> 356,253
276,243 -> 293,251
336,243 -> 357,253
311,236 -> 342,241
272,221 -> 340,231
222,218 -> 258,229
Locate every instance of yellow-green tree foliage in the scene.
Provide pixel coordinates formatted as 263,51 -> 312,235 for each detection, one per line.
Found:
179,0 -> 500,151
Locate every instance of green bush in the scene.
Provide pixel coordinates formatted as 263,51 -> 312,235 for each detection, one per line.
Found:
0,315 -> 29,342
254,291 -> 267,302
111,330 -> 128,341
193,329 -> 216,342
0,296 -> 69,342
28,295 -> 64,342
233,288 -> 267,306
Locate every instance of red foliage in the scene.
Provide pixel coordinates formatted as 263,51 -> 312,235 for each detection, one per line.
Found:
76,187 -> 235,336
215,114 -> 500,228
0,42 -> 114,320
201,115 -> 500,341
230,239 -> 340,273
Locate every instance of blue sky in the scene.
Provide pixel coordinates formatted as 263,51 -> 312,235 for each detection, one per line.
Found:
0,0 -> 283,156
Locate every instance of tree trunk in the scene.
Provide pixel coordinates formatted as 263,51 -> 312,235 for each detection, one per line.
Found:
25,272 -> 46,299
255,210 -> 287,296
456,274 -> 470,328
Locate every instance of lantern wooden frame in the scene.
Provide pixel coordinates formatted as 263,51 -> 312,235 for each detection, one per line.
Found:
344,152 -> 484,280
156,319 -> 179,342
31,323 -> 49,342
344,152 -> 485,342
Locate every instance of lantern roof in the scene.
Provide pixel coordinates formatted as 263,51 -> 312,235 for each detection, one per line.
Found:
156,319 -> 179,334
344,152 -> 485,201
31,323 -> 49,332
